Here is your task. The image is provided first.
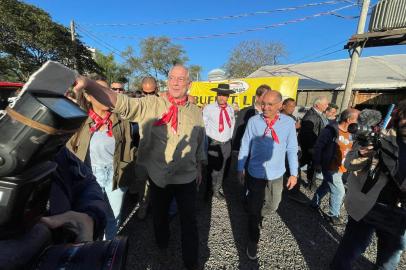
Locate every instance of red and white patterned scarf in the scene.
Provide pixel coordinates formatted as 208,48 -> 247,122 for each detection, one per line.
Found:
263,114 -> 280,144
88,108 -> 113,137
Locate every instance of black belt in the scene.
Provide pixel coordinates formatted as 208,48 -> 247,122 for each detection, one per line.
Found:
209,138 -> 231,145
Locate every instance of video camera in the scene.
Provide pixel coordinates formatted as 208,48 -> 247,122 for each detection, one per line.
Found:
0,62 -> 127,270
348,109 -> 383,148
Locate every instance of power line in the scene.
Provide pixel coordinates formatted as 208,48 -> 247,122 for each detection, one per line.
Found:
330,12 -> 360,19
80,0 -> 355,27
173,4 -> 356,40
289,39 -> 348,63
76,24 -> 123,55
81,4 -> 356,41
259,43 -> 347,75
75,24 -> 125,60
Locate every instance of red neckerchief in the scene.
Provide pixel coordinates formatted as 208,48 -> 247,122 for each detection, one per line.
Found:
154,95 -> 187,133
263,114 -> 280,144
88,108 -> 113,137
219,103 -> 231,133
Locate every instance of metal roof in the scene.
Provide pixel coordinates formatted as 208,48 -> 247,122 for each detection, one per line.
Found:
248,54 -> 406,91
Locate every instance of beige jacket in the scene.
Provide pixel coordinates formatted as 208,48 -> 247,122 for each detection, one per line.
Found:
66,114 -> 135,191
112,94 -> 206,188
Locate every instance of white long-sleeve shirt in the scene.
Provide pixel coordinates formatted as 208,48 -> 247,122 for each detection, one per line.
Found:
203,102 -> 235,142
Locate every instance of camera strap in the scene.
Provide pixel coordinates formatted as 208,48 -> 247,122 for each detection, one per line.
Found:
116,202 -> 140,235
5,107 -> 79,135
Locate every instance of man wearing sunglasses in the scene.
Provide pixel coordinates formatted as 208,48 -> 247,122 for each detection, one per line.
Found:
141,76 -> 159,96
111,82 -> 125,94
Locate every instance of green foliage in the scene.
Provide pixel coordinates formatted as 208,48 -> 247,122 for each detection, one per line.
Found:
94,50 -> 130,84
224,40 -> 287,78
189,65 -> 202,81
123,37 -> 189,79
0,0 -> 101,81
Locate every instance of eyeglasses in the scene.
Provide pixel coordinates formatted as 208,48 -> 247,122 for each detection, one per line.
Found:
261,101 -> 280,107
168,76 -> 187,83
112,87 -> 124,92
142,91 -> 157,96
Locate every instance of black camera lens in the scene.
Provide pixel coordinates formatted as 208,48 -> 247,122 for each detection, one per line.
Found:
33,236 -> 128,270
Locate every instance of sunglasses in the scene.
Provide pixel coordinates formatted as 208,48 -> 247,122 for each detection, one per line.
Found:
112,87 -> 124,92
142,91 -> 157,96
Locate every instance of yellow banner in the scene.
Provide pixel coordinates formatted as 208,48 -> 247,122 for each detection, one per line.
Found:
189,77 -> 299,109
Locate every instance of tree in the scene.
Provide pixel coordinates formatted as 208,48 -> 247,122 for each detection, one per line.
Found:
224,40 -> 287,78
94,50 -> 130,84
123,37 -> 189,79
189,65 -> 202,81
0,0 -> 101,81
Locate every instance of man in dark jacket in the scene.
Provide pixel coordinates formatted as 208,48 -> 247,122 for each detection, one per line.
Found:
310,108 -> 359,224
331,102 -> 406,269
41,147 -> 108,241
298,96 -> 329,189
0,147 -> 108,269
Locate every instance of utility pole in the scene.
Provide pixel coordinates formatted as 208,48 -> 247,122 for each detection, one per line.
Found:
70,20 -> 77,70
340,0 -> 370,111
70,20 -> 76,42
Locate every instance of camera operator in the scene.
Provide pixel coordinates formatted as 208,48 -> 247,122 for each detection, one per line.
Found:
41,146 -> 107,242
330,101 -> 406,270
0,146 -> 108,270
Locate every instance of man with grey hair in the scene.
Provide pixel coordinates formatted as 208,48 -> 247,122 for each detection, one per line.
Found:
73,64 -> 205,270
298,96 -> 329,189
324,103 -> 339,123
310,108 -> 360,225
238,90 -> 298,260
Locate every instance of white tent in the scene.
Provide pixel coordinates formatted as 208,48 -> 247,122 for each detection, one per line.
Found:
249,54 -> 406,91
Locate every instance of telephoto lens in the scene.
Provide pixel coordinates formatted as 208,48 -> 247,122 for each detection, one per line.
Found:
32,236 -> 128,270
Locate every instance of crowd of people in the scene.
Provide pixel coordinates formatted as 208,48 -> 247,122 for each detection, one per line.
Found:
30,64 -> 405,270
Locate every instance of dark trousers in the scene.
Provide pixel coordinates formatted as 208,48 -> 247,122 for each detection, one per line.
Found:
300,149 -> 315,188
247,174 -> 283,244
150,180 -> 198,269
331,217 -> 406,270
207,139 -> 231,194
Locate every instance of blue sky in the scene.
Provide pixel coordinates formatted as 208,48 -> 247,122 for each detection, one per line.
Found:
26,0 -> 405,79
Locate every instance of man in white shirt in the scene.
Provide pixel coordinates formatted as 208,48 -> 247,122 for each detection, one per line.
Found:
203,83 -> 235,200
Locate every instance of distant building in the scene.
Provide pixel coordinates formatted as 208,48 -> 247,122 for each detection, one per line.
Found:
208,69 -> 227,81
249,54 -> 406,110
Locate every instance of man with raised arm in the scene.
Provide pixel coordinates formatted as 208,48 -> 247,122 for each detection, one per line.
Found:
74,65 -> 205,270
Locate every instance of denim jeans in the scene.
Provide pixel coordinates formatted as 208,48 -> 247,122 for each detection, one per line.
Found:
92,165 -> 126,240
331,217 -> 406,270
311,170 -> 345,217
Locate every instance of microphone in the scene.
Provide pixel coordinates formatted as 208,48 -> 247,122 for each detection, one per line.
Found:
358,109 -> 382,127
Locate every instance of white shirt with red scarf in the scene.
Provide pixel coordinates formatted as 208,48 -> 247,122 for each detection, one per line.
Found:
203,102 -> 235,143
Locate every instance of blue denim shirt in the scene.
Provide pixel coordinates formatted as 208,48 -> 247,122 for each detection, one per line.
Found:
237,113 -> 299,180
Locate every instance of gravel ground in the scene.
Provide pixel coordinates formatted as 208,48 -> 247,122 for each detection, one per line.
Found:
120,160 -> 406,270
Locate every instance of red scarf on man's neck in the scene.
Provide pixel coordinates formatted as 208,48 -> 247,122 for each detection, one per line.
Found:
88,108 -> 113,137
219,104 -> 231,133
154,95 -> 187,133
263,114 -> 280,144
